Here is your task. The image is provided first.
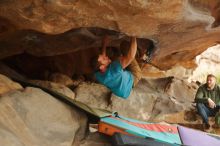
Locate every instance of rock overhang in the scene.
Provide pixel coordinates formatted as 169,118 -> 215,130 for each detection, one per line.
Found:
0,0 -> 220,71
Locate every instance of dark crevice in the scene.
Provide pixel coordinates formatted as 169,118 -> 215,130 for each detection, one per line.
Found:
0,17 -> 17,34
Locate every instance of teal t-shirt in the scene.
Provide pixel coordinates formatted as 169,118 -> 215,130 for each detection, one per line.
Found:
95,60 -> 134,99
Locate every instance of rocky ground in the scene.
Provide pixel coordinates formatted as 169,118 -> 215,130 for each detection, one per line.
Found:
0,69 -> 219,146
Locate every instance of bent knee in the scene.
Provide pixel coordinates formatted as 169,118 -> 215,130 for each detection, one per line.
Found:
196,103 -> 206,110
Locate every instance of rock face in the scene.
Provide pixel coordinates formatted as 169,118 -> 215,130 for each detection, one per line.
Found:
0,0 -> 220,72
0,74 -> 23,95
79,133 -> 111,146
1,0 -> 220,144
0,75 -> 87,146
0,0 -> 219,35
74,77 -> 197,121
30,80 -> 76,100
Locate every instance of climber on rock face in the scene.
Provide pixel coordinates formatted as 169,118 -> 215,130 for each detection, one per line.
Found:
195,74 -> 220,130
92,35 -> 142,99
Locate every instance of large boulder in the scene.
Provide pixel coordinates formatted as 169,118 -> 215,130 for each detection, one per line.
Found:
74,82 -> 111,109
0,0 -> 220,70
0,87 -> 87,146
30,80 -> 76,100
74,77 -> 197,121
0,74 -> 23,95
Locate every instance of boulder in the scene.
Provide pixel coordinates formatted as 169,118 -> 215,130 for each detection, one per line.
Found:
74,77 -> 197,121
74,82 -> 111,109
1,0 -> 220,70
0,87 -> 87,146
0,74 -> 23,95
79,132 -> 111,146
30,80 -> 76,100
